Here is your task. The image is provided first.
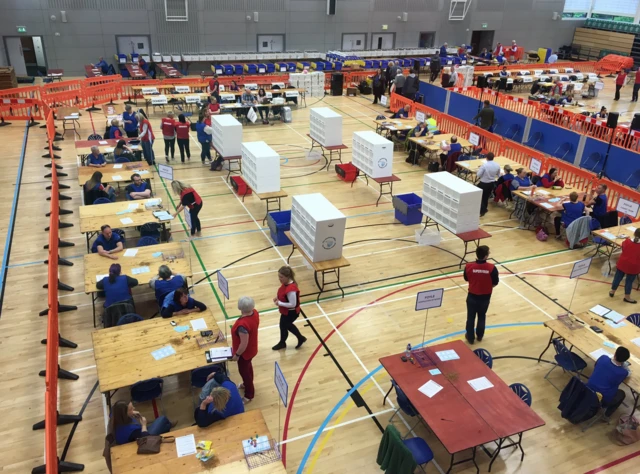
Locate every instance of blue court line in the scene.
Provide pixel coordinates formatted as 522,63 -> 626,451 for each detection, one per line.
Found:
7,254 -> 84,269
0,117 -> 30,314
296,321 -> 545,473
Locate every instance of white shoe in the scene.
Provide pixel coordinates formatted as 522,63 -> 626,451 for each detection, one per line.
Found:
242,397 -> 252,404
237,383 -> 245,390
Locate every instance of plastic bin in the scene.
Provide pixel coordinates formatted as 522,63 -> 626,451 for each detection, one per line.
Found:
267,210 -> 292,246
233,64 -> 244,75
415,228 -> 441,246
393,193 -> 423,225
266,63 -> 275,73
223,64 -> 234,75
230,176 -> 252,197
244,64 -> 258,74
335,163 -> 358,182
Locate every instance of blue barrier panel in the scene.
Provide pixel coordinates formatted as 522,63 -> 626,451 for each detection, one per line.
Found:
583,137 -> 640,187
492,105 -> 526,144
419,81 -> 446,112
448,92 -> 480,124
527,119 -> 581,163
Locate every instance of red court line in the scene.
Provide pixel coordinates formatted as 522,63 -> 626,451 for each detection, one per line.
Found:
584,448 -> 640,474
339,202 -> 391,211
88,110 -> 96,134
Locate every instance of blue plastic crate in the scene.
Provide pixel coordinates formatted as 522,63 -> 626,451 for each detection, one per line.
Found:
233,64 -> 243,75
223,64 -> 234,75
393,193 -> 423,226
266,63 -> 275,73
245,64 -> 258,74
267,210 -> 292,246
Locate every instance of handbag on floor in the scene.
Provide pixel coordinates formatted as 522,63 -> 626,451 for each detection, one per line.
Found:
137,435 -> 175,454
615,415 -> 640,445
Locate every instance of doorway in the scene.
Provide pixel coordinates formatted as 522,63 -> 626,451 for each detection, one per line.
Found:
371,33 -> 395,50
4,36 -> 47,76
469,30 -> 495,55
116,36 -> 151,56
419,32 -> 435,48
257,35 -> 285,53
342,33 -> 366,51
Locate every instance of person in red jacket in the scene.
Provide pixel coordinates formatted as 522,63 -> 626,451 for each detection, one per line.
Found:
615,70 -> 628,101
175,114 -> 191,162
208,74 -> 220,102
540,168 -> 564,188
633,71 -> 640,102
231,296 -> 260,402
136,111 -> 155,165
609,228 -> 640,303
170,180 -> 202,237
160,110 -> 177,162
272,266 -> 307,350
463,245 -> 499,344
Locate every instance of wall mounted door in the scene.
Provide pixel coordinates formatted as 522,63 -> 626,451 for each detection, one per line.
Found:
342,34 -> 366,51
117,36 -> 151,56
258,35 -> 285,53
4,37 -> 27,76
371,33 -> 394,50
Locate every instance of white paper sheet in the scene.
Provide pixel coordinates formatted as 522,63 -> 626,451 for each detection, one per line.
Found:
589,348 -> 612,360
631,337 -> 640,347
131,266 -> 150,275
120,217 -> 134,225
95,274 -> 108,282
540,203 -> 554,209
418,380 -> 443,398
112,175 -> 123,181
151,345 -> 176,360
98,140 -> 108,145
589,305 -> 611,317
175,434 -> 197,458
209,347 -> 233,359
468,376 -> 494,392
606,319 -> 626,329
627,226 -> 638,232
128,203 -> 139,210
429,368 -> 442,375
600,231 -> 618,241
113,164 -> 123,169
435,350 -> 460,361
536,189 -> 550,195
606,310 -> 626,324
123,249 -> 138,257
190,318 -> 207,331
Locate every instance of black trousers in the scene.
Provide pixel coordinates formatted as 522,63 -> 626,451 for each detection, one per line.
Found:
604,389 -> 626,417
615,84 -> 622,100
189,202 -> 202,235
200,141 -> 211,163
125,130 -> 139,138
373,89 -> 383,104
554,216 -> 562,235
466,294 -> 491,342
440,153 -> 448,168
177,138 -> 190,162
279,309 -> 303,343
633,83 -> 640,101
164,137 -> 175,158
478,181 -> 494,214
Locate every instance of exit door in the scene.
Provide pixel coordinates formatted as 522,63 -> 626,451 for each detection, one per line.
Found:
342,34 -> 366,51
372,33 -> 394,50
116,36 -> 151,56
4,37 -> 27,76
258,35 -> 284,53
469,30 -> 495,55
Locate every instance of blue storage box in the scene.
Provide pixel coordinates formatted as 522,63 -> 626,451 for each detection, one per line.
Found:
233,64 -> 243,74
287,62 -> 297,72
323,61 -> 332,70
381,60 -> 389,68
223,64 -> 234,75
334,61 -> 343,71
266,63 -> 275,73
393,193 -> 423,225
314,62 -> 325,71
372,60 -> 380,68
364,60 -> 373,68
267,211 -> 292,246
257,63 -> 267,73
214,65 -> 224,74
245,63 -> 258,74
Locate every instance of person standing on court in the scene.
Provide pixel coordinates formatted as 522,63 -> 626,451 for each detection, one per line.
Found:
231,296 -> 260,402
473,100 -> 495,132
372,68 -> 386,105
615,70 -> 628,101
122,105 -> 138,137
208,74 -> 220,103
272,266 -> 307,351
136,112 -> 156,165
171,180 -> 203,237
463,245 -> 499,344
160,110 -> 177,162
609,228 -> 640,304
476,152 -> 501,217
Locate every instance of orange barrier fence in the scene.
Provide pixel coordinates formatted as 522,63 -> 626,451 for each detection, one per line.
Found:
598,178 -> 640,221
448,86 -> 482,99
573,114 -> 614,142
119,79 -> 160,101
414,102 -> 443,122
613,127 -> 640,151
472,61 -> 598,73
389,93 -> 413,113
597,55 -> 634,75
83,75 -> 121,110
468,126 -> 503,155
0,97 -> 42,123
498,94 -> 540,117
546,157 -> 597,191
500,140 -> 547,172
438,113 -> 470,138
538,103 -> 574,129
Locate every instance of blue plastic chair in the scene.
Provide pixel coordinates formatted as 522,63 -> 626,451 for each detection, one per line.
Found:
116,313 -> 143,326
627,313 -> 640,328
526,131 -> 542,149
137,236 -> 159,247
190,365 -> 224,407
403,437 -> 434,472
545,338 -> 587,390
553,142 -> 571,160
509,383 -> 532,406
504,124 -> 520,140
115,156 -> 130,163
389,380 -> 421,432
93,197 -> 112,205
583,152 -> 602,172
130,377 -> 164,418
474,348 -> 493,369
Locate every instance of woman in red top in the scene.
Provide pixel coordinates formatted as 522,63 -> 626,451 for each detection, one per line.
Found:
231,296 -> 260,402
160,110 -> 177,162
609,228 -> 640,303
615,70 -> 628,101
272,266 -> 306,350
540,168 -> 564,188
175,114 -> 191,162
170,180 -> 203,237
208,97 -> 220,115
136,112 -> 155,165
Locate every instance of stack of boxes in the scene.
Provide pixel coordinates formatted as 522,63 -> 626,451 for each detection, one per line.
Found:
456,65 -> 475,87
210,115 -> 242,157
309,108 -> 343,146
289,72 -> 325,97
351,131 -> 393,178
421,172 -> 481,234
241,141 -> 281,194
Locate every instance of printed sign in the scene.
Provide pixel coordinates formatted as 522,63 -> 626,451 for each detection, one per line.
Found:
217,271 -> 229,299
380,95 -> 388,106
415,111 -> 426,123
158,164 -> 173,180
142,87 -> 158,94
415,288 -> 444,311
468,132 -> 480,146
529,157 -> 542,174
175,86 -> 190,93
151,95 -> 168,105
274,362 -> 288,407
570,258 -> 592,279
185,95 -> 200,104
617,197 -> 640,218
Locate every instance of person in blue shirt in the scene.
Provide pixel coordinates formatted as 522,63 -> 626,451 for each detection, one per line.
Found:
195,111 -> 215,167
96,263 -> 138,308
587,183 -> 608,222
109,119 -> 123,139
391,104 -> 410,119
439,43 -> 448,58
160,287 -> 207,318
587,346 -> 630,418
91,225 -> 124,258
149,265 -> 186,306
499,66 -> 508,78
479,48 -> 491,61
93,57 -> 110,74
439,136 -> 462,170
553,192 -> 585,238
122,105 -> 139,138
88,146 -> 106,167
84,171 -> 117,202
125,173 -> 151,200
509,167 -> 534,191
110,400 -> 173,445
194,372 -> 245,427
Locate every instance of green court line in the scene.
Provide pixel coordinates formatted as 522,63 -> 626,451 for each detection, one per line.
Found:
155,166 -> 228,318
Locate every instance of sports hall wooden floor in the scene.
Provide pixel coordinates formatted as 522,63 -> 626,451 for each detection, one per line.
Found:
0,73 -> 639,474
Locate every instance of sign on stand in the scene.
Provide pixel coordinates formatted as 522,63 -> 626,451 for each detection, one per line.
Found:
380,95 -> 388,106
415,111 -> 426,123
274,361 -> 288,446
158,164 -> 173,181
617,197 -> 640,219
468,133 -> 480,147
570,258 -> 592,280
217,271 -> 229,299
529,158 -> 542,175
416,288 -> 444,344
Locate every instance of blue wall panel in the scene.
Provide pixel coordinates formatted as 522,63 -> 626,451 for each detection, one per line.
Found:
419,81 -> 447,112
491,106 -> 527,144
447,92 -> 480,124
582,138 -> 640,187
527,120 -> 581,164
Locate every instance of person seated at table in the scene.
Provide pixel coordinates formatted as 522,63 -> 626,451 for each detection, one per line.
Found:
594,106 -> 608,119
391,104 -> 410,119
122,104 -> 139,138
207,96 -> 220,116
499,66 -> 508,78
586,183 -> 608,224
88,146 -> 106,167
84,171 -> 116,202
92,57 -> 114,75
457,44 -> 467,57
97,263 -> 138,308
285,84 -> 299,106
509,167 -> 534,191
108,119 -> 123,140
91,224 -> 124,258
149,265 -> 186,306
440,67 -> 451,88
160,288 -> 207,318
405,121 -> 429,164
425,113 -> 438,133
237,87 -> 256,120
553,192 -> 585,239
439,135 -> 462,170
229,80 -> 239,91
439,42 -> 448,58
138,56 -> 147,70
194,372 -> 245,427
540,168 -> 564,188
113,139 -> 136,162
494,164 -> 515,207
110,400 -> 174,445
125,173 -> 152,200
255,88 -> 271,124
586,346 -> 631,418
479,48 -> 491,61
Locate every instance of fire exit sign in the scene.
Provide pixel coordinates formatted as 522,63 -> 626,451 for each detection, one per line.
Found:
481,23 -> 488,29
16,26 -> 26,33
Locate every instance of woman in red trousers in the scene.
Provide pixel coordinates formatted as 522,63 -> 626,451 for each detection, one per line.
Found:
231,296 -> 260,402
272,266 -> 307,350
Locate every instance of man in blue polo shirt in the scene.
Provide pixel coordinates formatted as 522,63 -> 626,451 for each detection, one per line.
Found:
587,346 -> 630,418
122,105 -> 139,138
439,135 -> 462,170
440,43 -> 448,58
149,265 -> 186,306
125,173 -> 152,200
88,146 -> 106,167
92,56 -> 115,75
91,225 -> 124,259
587,183 -> 608,224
